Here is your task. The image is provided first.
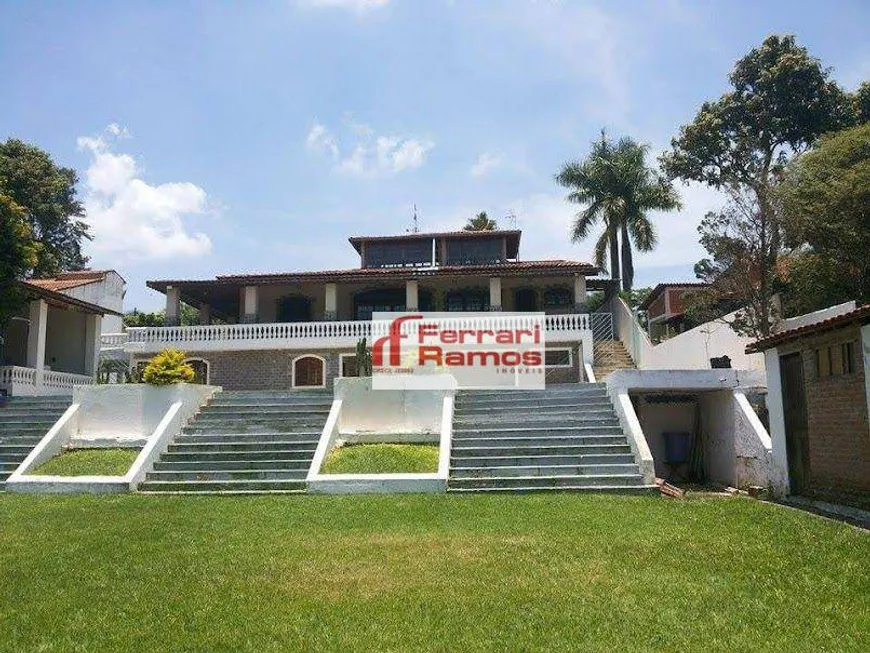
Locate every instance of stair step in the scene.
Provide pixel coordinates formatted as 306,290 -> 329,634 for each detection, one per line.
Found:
455,398 -> 612,411
452,435 -> 627,448
194,408 -> 331,419
450,463 -> 640,478
448,473 -> 646,490
0,445 -> 37,455
160,450 -> 316,463
175,432 -> 321,444
447,484 -> 656,494
451,443 -> 631,457
201,405 -> 333,415
145,470 -> 307,482
138,479 -> 307,493
450,453 -> 636,467
153,459 -> 311,471
453,425 -> 625,438
168,441 -> 319,453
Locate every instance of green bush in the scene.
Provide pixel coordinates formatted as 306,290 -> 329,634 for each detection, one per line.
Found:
141,349 -> 195,386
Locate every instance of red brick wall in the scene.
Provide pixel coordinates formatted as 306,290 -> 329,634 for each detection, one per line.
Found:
779,324 -> 870,507
646,294 -> 666,320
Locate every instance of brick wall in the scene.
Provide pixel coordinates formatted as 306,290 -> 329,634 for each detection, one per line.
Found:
779,324 -> 870,508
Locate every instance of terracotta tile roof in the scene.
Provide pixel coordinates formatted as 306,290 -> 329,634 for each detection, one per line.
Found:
746,304 -> 870,353
26,270 -> 111,292
638,282 -> 709,311
19,280 -> 122,316
147,259 -> 599,292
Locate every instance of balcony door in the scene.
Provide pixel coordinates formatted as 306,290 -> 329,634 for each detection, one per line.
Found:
278,296 -> 312,323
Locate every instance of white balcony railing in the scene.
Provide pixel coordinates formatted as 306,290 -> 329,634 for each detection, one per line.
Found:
0,365 -> 93,396
123,313 -> 592,354
100,332 -> 129,348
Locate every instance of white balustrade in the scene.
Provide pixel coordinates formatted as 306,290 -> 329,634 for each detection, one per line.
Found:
124,313 -> 592,353
100,333 -> 128,347
0,365 -> 92,396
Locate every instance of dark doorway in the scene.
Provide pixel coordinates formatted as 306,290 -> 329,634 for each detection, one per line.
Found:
515,288 -> 538,312
294,356 -> 324,387
277,296 -> 312,322
780,353 -> 810,494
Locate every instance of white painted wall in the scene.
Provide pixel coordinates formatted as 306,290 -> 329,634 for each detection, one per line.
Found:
777,301 -> 856,333
700,390 -> 736,485
763,349 -> 790,496
69,383 -> 217,444
61,272 -> 126,333
334,375 -> 455,435
609,297 -> 764,370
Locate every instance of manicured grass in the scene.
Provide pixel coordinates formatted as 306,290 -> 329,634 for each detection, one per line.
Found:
29,448 -> 139,476
322,443 -> 439,474
0,494 -> 867,652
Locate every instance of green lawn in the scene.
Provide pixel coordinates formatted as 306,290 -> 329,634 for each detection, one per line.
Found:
30,448 -> 139,476
0,494 -> 867,652
322,443 -> 439,474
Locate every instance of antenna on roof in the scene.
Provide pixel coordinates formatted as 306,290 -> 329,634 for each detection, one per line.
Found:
412,204 -> 419,233
505,210 -> 517,229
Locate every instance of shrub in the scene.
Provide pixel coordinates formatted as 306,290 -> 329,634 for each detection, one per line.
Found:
141,350 -> 195,386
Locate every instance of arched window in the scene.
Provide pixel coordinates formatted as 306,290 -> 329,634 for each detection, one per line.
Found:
185,358 -> 210,385
292,355 -> 326,388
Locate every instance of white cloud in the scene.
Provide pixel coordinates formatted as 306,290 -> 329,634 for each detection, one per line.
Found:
78,125 -> 212,261
306,118 -> 434,177
306,123 -> 339,160
470,152 -> 503,178
303,0 -> 389,11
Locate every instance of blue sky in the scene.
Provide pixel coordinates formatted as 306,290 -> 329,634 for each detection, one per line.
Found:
1,0 -> 868,311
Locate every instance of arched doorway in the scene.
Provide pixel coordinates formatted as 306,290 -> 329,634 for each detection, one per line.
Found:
292,355 -> 325,388
185,358 -> 210,384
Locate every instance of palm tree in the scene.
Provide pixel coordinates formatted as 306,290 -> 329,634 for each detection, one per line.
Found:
463,212 -> 498,231
556,133 -> 681,291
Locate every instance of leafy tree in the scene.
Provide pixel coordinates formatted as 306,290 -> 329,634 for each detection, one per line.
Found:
124,303 -> 210,327
0,189 -> 41,339
661,34 -> 853,336
0,139 -> 90,276
778,122 -> 870,310
463,212 -> 498,231
557,133 -> 680,291
854,81 -> 870,124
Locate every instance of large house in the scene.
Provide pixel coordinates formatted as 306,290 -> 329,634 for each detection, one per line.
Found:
126,229 -> 607,389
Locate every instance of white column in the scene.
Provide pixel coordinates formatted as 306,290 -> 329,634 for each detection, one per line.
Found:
26,299 -> 48,389
574,275 -> 587,311
84,314 -> 102,376
324,283 -> 337,320
764,348 -> 790,497
165,286 -> 180,326
199,303 -> 211,326
242,286 -> 258,323
862,324 -> 870,433
489,277 -> 502,311
406,280 -> 419,311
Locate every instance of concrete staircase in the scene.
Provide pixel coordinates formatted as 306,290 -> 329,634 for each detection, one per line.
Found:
0,396 -> 70,490
139,390 -> 332,494
448,384 -> 653,493
593,340 -> 636,379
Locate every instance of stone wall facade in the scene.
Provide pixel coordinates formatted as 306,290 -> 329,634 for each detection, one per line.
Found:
132,343 -> 583,391
778,324 -> 870,508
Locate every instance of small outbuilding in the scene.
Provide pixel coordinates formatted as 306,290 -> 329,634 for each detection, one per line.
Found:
747,304 -> 870,509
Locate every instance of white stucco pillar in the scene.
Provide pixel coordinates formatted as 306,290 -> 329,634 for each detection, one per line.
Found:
242,286 -> 259,323
165,286 -> 181,326
763,348 -> 790,496
26,299 -> 48,388
84,314 -> 102,376
199,303 -> 211,326
862,324 -> 870,433
406,280 -> 419,311
489,277 -> 502,311
574,275 -> 587,311
324,283 -> 337,320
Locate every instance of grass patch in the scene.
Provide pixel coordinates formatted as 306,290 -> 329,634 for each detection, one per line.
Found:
0,494 -> 868,652
322,443 -> 439,474
30,448 -> 139,476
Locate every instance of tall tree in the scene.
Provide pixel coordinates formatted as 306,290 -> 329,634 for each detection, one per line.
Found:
854,81 -> 870,124
0,188 -> 41,339
661,34 -> 853,335
463,211 -> 498,231
0,139 -> 90,276
778,122 -> 870,311
557,133 -> 680,291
